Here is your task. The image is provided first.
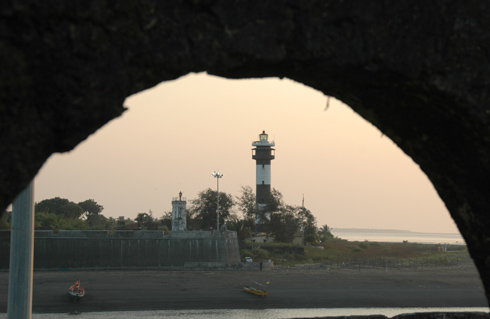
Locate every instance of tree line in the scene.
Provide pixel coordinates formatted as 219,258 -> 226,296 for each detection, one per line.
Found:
0,198 -> 122,231
158,186 -> 332,244
0,186 -> 334,245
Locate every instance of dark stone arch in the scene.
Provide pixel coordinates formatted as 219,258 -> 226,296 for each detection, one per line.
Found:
1,0 -> 490,305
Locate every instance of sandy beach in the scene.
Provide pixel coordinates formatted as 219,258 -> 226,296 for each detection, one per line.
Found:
0,266 -> 487,314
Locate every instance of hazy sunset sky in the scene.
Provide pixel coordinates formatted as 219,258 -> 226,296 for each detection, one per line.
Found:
34,73 -> 460,234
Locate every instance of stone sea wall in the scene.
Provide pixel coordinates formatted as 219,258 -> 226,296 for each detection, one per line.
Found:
0,230 -> 241,269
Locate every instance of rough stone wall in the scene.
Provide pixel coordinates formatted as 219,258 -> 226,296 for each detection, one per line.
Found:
0,230 -> 240,269
1,0 -> 490,305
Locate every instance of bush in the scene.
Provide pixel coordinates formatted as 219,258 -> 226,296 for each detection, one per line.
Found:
305,233 -> 320,245
292,253 -> 308,261
359,242 -> 369,249
240,249 -> 253,261
158,225 -> 169,234
252,248 -> 269,261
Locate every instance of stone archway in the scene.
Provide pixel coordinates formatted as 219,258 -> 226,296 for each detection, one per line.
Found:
1,0 -> 489,304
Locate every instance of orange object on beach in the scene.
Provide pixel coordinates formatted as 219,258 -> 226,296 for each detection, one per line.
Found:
68,280 -> 85,300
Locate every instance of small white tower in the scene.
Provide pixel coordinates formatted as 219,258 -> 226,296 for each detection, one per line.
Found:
171,192 -> 187,231
252,131 -> 275,231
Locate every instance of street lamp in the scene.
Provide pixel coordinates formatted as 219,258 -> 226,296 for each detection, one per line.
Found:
212,171 -> 224,233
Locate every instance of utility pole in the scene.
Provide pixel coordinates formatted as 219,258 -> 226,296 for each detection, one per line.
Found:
212,171 -> 224,263
8,181 -> 35,319
212,171 -> 224,233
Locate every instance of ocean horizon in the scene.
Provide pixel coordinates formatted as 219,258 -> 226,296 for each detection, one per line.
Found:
330,228 -> 465,245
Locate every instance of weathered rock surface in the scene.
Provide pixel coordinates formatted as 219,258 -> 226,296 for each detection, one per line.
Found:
1,0 -> 490,307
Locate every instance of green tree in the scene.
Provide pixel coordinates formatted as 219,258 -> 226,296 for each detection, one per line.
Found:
86,214 -> 108,229
297,207 -> 317,237
318,224 -> 334,242
226,214 -> 254,243
159,225 -> 170,234
269,206 -> 299,243
35,197 -> 83,219
305,233 -> 320,245
117,216 -> 126,226
135,210 -> 154,229
256,188 -> 289,236
78,199 -> 104,226
58,202 -> 84,220
236,186 -> 324,244
260,188 -> 284,225
189,188 -> 234,230
159,211 -> 172,229
117,216 -> 133,226
238,187 -> 294,235
236,185 -> 258,219
35,211 -> 86,230
236,186 -> 288,229
134,213 -> 153,229
261,191 -> 317,244
186,207 -> 199,230
104,216 -> 118,230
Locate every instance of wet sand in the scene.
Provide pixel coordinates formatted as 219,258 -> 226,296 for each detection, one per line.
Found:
0,266 -> 487,314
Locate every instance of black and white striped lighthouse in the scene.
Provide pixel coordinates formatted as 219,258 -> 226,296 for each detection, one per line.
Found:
252,131 -> 275,231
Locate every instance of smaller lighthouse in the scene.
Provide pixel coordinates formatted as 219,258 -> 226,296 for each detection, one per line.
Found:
171,192 -> 187,231
252,131 -> 275,231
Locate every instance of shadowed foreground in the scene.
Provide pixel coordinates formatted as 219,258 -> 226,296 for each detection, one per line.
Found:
0,267 -> 487,315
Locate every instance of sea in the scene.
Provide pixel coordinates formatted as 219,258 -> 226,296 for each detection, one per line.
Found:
330,228 -> 465,245
1,308 -> 489,318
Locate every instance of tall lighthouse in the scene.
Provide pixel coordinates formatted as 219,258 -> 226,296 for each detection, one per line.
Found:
252,131 -> 275,231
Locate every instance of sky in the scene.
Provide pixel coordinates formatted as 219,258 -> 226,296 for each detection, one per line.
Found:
34,72 -> 460,234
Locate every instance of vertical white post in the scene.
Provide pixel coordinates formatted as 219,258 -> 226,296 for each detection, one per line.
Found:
212,171 -> 224,263
212,171 -> 224,234
8,181 -> 35,319
216,175 -> 220,233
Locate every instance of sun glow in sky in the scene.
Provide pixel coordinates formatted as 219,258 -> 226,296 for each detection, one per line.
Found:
34,73 -> 460,234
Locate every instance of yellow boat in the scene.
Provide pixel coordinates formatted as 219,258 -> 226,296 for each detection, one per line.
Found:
243,285 -> 267,296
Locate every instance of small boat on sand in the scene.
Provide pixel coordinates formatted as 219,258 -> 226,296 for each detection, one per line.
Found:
68,280 -> 85,300
243,284 -> 268,297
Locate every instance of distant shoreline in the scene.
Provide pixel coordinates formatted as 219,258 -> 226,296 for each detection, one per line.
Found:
331,228 -> 461,235
330,228 -> 465,245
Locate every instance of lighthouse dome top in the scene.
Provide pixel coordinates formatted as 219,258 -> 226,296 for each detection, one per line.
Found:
252,130 -> 275,146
